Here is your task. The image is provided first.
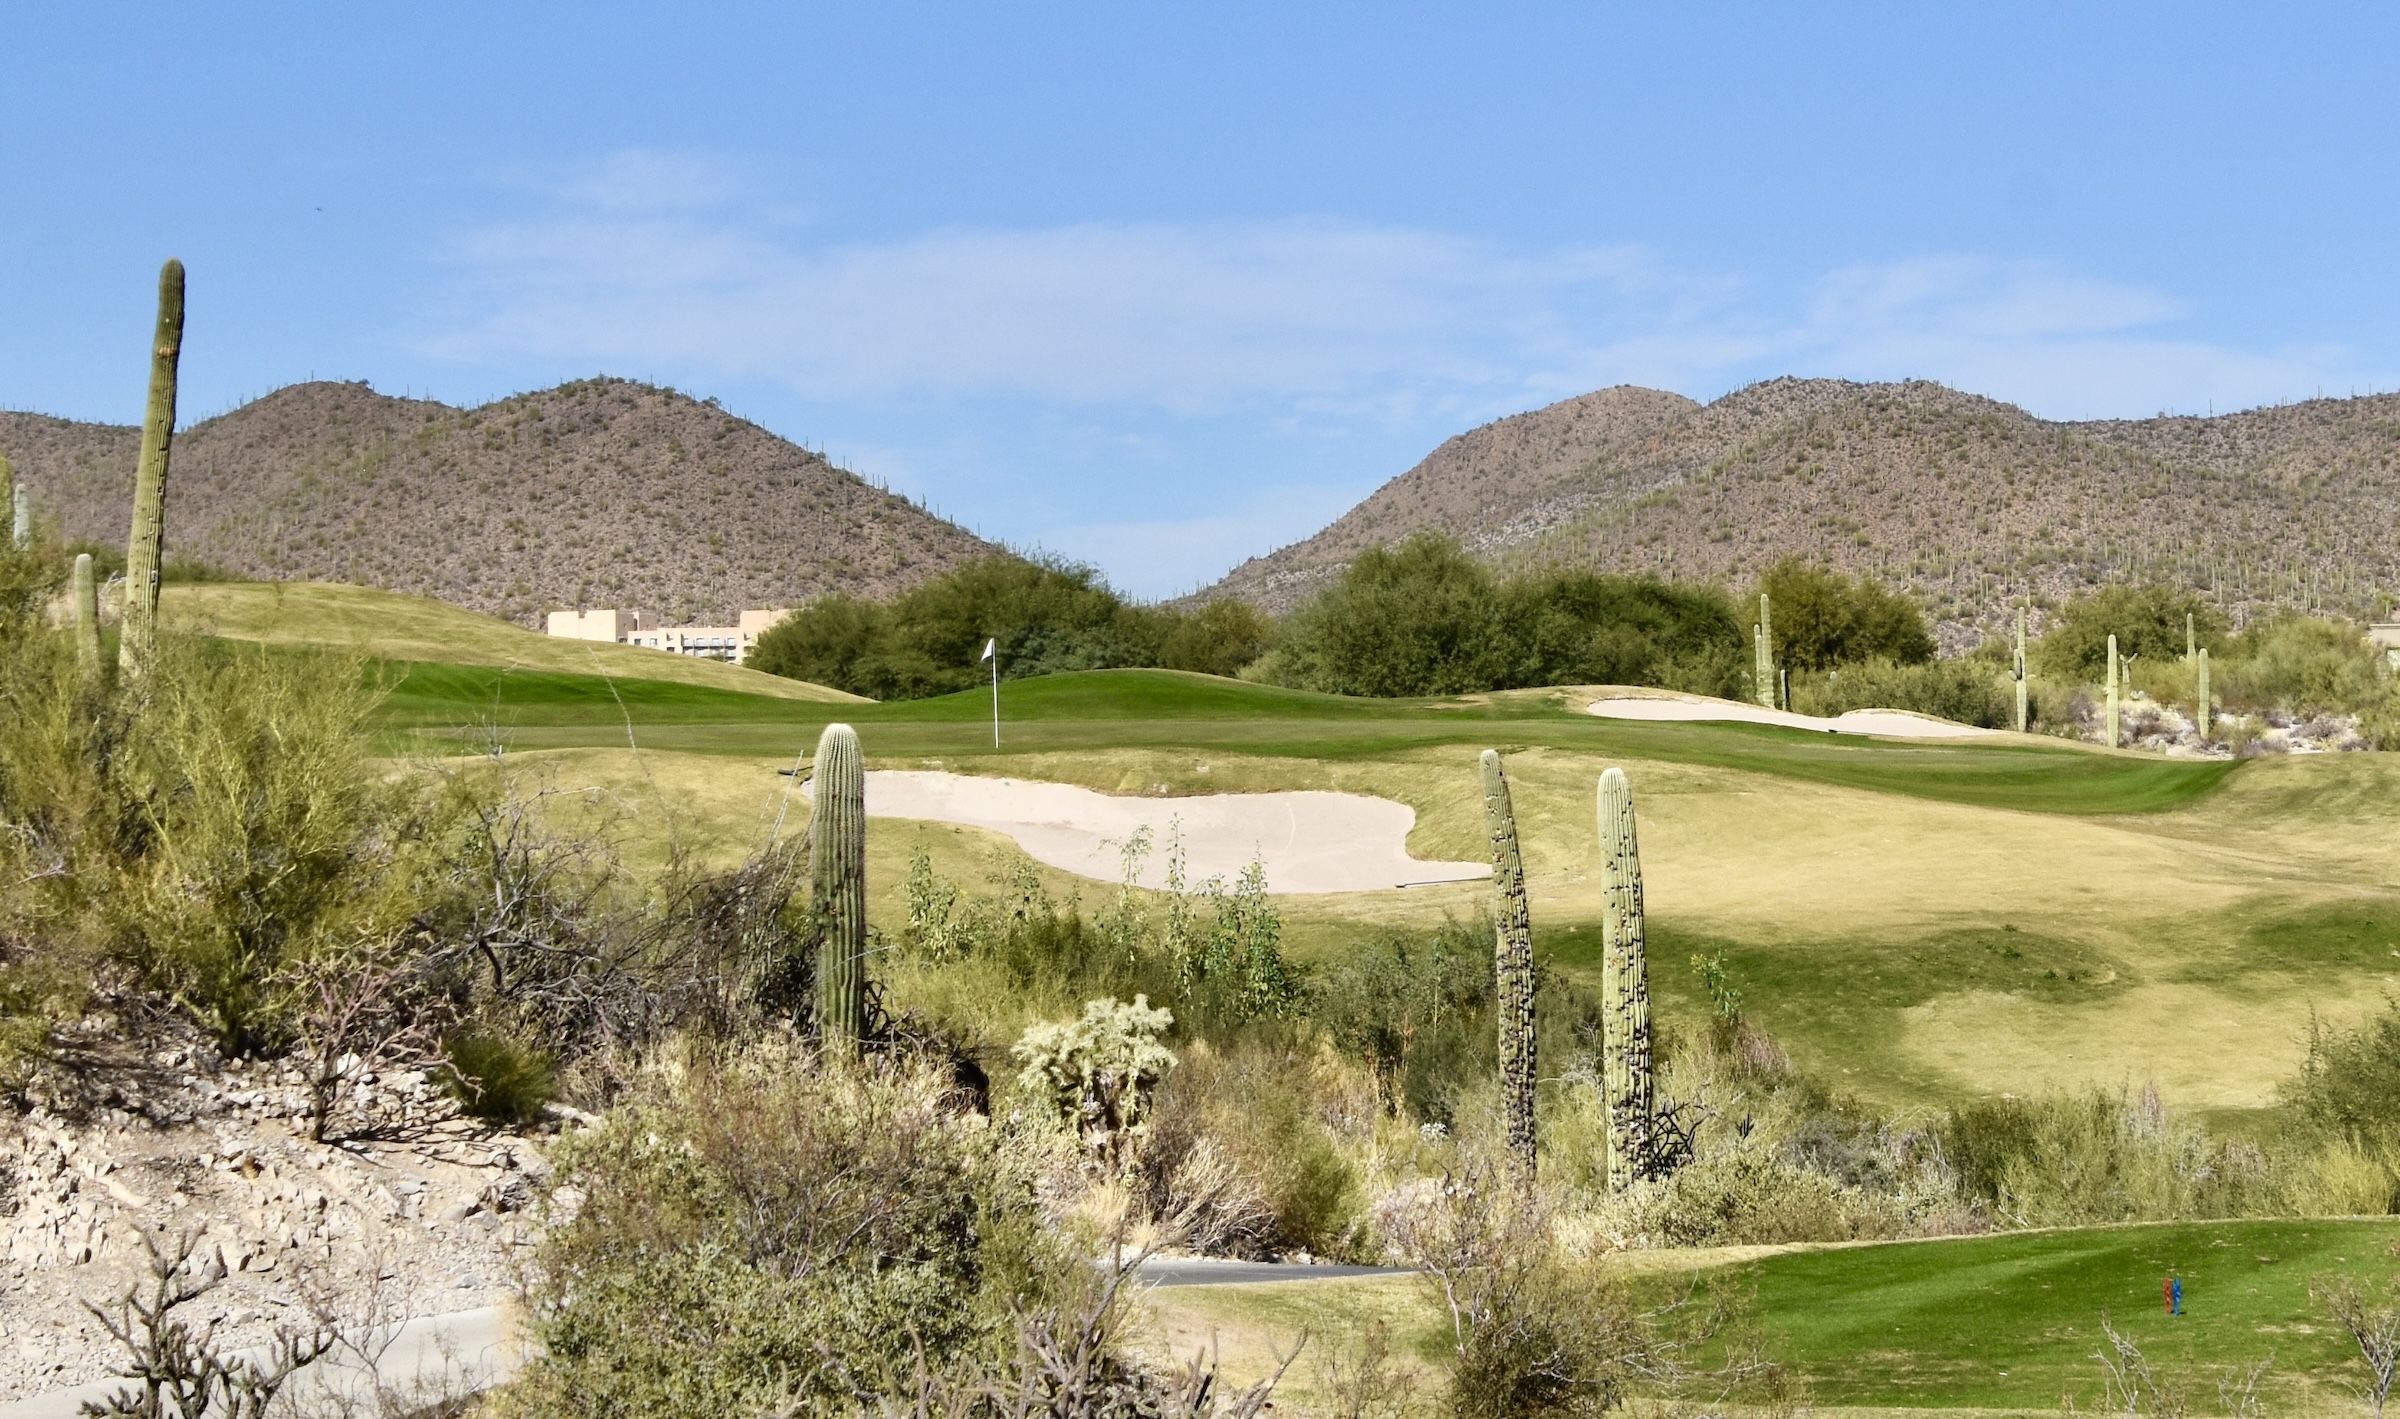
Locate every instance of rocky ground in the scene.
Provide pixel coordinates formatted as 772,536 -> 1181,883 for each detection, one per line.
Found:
0,1015 -> 551,1402
2086,693 -> 2372,757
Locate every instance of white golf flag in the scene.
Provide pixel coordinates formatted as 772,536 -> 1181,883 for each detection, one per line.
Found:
981,638 -> 996,662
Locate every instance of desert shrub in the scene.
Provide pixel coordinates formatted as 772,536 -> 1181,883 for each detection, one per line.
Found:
440,1029 -> 557,1124
502,1040 -> 1066,1419
106,641 -> 434,1055
1642,1146 -> 1853,1246
1940,1085 -> 2280,1226
1273,535 -> 1747,698
750,555 -> 1176,699
2285,1001 -> 2400,1146
2220,613 -> 2392,718
2033,584 -> 2226,678
1316,918 -> 1494,1121
1754,559 -> 1934,671
1146,1042 -> 1365,1256
1790,656 -> 2012,727
1383,1165 -> 1743,1419
1160,599 -> 1273,678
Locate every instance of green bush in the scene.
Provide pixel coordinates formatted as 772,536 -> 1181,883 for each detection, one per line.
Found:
2033,584 -> 2226,678
749,555 -> 1180,699
2219,614 -> 2391,718
1645,1146 -> 1853,1246
1940,1086 -> 2279,1226
1272,534 -> 1746,698
2285,1001 -> 2400,1146
1754,558 -> 1935,671
1159,598 -> 1272,678
1790,657 -> 2014,728
500,1041 -> 1065,1419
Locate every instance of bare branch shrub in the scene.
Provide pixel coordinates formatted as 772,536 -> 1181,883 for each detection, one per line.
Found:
2316,1274 -> 2400,1419
80,1228 -> 337,1419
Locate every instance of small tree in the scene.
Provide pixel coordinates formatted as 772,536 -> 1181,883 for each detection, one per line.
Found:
2316,1275 -> 2400,1419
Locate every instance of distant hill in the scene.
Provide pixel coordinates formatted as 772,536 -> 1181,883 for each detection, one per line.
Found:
1206,378 -> 2400,645
0,378 -> 999,626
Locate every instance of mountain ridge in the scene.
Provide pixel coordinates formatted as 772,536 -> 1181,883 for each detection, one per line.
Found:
0,377 -> 999,626
1205,377 -> 2400,643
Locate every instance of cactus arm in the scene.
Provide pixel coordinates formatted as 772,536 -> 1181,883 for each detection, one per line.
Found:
119,259 -> 185,680
811,722 -> 869,1054
1480,749 -> 1538,1189
1596,767 -> 1653,1191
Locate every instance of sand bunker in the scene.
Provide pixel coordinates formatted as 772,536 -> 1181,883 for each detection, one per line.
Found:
1587,694 -> 2001,739
839,771 -> 1489,895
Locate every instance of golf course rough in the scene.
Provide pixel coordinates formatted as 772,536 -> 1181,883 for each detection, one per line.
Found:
1480,748 -> 1538,1187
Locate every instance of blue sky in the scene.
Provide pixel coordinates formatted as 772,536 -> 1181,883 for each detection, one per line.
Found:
5,4 -> 2398,598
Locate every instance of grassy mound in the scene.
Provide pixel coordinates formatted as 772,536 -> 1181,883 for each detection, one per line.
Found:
164,581 -> 861,702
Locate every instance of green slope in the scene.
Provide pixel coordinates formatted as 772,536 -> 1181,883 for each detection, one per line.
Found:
377,664 -> 2234,817
1715,1218 -> 2400,1407
165,580 -> 861,702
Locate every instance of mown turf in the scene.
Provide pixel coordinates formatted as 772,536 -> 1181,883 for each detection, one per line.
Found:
1713,1218 -> 2400,1408
378,664 -> 2235,818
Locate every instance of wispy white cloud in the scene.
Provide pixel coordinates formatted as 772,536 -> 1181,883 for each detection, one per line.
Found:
415,151 -> 2388,593
424,156 -> 2368,423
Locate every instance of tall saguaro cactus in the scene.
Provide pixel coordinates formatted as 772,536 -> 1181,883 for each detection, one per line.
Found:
1596,767 -> 1653,1192
120,259 -> 185,680
1753,592 -> 1776,709
2105,633 -> 2120,749
10,476 -> 27,552
2185,613 -> 2196,664
71,554 -> 100,672
811,722 -> 869,1055
2196,648 -> 2212,739
1479,749 -> 1537,1189
2013,606 -> 2029,734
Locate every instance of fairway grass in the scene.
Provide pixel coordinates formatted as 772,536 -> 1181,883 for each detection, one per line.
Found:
165,581 -> 860,701
1135,1220 -> 2400,1412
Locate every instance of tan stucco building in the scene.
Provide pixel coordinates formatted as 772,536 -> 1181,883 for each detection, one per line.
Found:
545,607 -> 790,664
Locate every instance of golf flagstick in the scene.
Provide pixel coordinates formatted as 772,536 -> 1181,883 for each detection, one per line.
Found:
982,638 -> 998,747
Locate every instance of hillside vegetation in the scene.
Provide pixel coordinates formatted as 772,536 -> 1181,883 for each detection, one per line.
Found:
0,377 -> 998,626
1209,377 -> 2400,643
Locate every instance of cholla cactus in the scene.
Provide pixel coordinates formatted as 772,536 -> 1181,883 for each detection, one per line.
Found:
120,258 -> 185,681
810,722 -> 869,1054
71,553 -> 99,672
1596,767 -> 1653,1192
1480,749 -> 1537,1189
2105,633 -> 2120,749
2013,605 -> 2029,733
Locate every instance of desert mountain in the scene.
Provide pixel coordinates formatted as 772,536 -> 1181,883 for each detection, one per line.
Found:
1208,377 -> 2400,642
0,378 -> 999,626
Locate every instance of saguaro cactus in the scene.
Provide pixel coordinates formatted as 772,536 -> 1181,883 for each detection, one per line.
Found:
1754,592 -> 1776,709
2197,648 -> 2212,739
2013,606 -> 2029,734
811,722 -> 869,1055
71,554 -> 99,672
2185,613 -> 2196,664
10,476 -> 26,551
1596,767 -> 1653,1192
1480,749 -> 1537,1189
120,259 -> 185,680
2105,633 -> 2120,749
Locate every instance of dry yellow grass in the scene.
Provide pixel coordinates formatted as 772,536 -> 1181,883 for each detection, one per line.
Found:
485,741 -> 2400,1113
